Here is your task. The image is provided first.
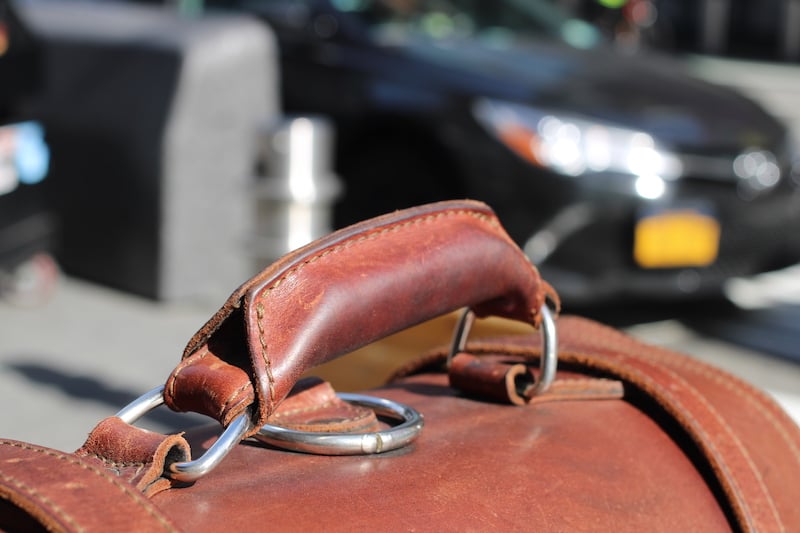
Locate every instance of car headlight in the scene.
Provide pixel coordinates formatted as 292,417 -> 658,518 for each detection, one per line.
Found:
473,99 -> 684,188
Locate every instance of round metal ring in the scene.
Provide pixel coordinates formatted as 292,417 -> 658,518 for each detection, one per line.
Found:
447,303 -> 558,396
115,385 -> 253,483
255,393 -> 424,455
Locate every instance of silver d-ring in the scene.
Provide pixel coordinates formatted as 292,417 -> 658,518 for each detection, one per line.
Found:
255,393 -> 424,455
115,385 -> 253,483
447,303 -> 558,396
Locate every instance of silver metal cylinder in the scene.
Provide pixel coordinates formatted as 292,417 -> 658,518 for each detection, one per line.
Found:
252,116 -> 342,265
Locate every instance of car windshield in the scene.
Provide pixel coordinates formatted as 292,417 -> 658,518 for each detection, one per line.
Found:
330,0 -> 600,49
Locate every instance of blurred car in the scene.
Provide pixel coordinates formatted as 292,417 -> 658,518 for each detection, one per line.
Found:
188,0 -> 800,303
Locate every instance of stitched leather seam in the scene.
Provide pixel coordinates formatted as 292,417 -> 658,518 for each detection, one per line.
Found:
269,399 -> 338,418
563,327 -> 783,529
567,321 -> 800,477
646,350 -> 800,470
256,302 -> 276,407
167,347 -> 210,401
254,209 -> 510,412
0,441 -> 176,532
221,381 -> 254,420
591,324 -> 799,468
0,471 -> 82,532
553,378 -> 616,386
639,362 -> 780,531
547,379 -> 623,394
265,210 -> 502,294
76,453 -> 147,472
565,327 -> 782,530
560,351 -> 768,531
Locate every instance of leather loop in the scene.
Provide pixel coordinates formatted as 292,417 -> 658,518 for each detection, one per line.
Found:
449,353 -> 532,405
76,418 -> 192,497
448,352 -> 625,405
165,350 -> 253,427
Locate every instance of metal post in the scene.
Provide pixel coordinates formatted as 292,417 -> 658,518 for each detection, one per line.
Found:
252,116 -> 342,265
700,0 -> 730,55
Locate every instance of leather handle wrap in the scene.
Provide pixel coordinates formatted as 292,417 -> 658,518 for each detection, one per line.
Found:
167,200 -> 553,429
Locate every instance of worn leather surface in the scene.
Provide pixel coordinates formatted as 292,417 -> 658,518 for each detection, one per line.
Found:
66,200 -> 554,500
145,317 -> 800,532
156,374 -> 732,531
163,200 -> 553,433
0,440 -> 178,532
3,200 -> 800,531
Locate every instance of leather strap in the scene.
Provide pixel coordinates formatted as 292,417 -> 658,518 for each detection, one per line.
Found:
4,320 -> 800,531
448,352 -> 625,405
75,418 -> 192,497
427,317 -> 800,532
0,440 -> 179,533
164,200 -> 552,432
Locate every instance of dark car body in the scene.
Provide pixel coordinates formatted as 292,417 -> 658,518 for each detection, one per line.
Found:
215,0 -> 800,304
651,0 -> 800,62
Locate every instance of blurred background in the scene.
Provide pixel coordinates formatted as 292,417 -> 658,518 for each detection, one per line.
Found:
1,0 -> 799,450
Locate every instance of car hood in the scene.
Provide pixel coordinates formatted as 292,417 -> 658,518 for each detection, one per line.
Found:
400,38 -> 786,152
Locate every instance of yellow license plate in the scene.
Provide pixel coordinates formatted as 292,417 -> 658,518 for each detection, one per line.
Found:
633,210 -> 720,268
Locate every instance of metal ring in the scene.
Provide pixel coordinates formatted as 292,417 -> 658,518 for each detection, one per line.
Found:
116,385 -> 253,483
447,303 -> 558,396
254,393 -> 424,455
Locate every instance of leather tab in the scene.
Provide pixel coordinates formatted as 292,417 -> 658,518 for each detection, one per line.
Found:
448,353 -> 624,405
449,353 -> 531,405
267,377 -> 380,433
164,350 -> 253,427
76,418 -> 191,497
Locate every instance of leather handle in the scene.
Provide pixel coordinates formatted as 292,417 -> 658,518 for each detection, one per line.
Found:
169,200 -> 554,427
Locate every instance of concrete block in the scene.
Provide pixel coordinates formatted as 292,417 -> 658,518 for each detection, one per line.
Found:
19,1 -> 279,301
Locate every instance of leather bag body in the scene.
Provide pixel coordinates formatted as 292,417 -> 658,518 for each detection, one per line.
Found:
1,200 -> 799,532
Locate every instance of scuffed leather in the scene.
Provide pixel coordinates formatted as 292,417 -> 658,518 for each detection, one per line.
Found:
4,320 -> 800,532
6,200 -> 798,531
150,316 -> 800,532
448,352 -> 624,405
166,200 -> 551,431
76,418 -> 192,497
395,316 -> 800,531
165,349 -> 253,427
0,440 -> 179,532
155,372 -> 735,532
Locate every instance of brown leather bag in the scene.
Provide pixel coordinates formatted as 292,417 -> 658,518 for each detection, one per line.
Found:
2,200 -> 799,532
